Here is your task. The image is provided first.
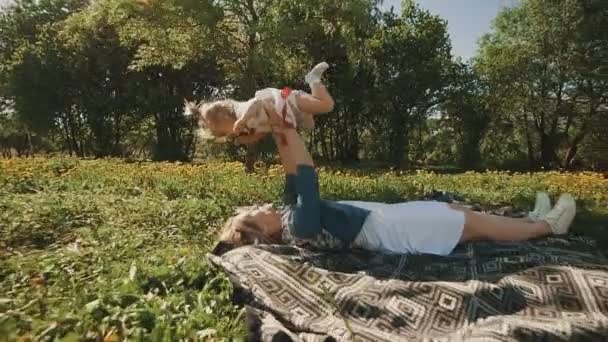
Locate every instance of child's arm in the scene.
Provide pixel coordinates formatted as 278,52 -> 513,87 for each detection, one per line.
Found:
233,98 -> 286,145
233,98 -> 264,133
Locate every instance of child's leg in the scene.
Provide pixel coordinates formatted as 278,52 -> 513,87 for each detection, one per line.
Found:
296,62 -> 334,114
296,84 -> 335,114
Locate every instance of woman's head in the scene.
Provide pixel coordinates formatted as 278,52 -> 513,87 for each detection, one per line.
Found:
184,100 -> 237,140
217,204 -> 283,251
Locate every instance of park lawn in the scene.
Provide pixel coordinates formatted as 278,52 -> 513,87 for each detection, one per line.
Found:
1,157 -> 607,340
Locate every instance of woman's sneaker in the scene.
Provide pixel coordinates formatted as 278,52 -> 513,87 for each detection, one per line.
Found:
528,192 -> 551,221
542,193 -> 576,235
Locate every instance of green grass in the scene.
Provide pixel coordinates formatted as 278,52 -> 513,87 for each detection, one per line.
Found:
1,157 -> 606,340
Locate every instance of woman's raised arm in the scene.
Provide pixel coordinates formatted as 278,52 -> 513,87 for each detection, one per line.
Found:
264,105 -> 321,239
280,130 -> 321,238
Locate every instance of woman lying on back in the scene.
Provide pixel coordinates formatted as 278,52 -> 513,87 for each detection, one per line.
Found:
215,107 -> 576,255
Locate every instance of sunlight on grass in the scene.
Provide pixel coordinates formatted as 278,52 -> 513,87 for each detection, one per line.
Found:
1,157 -> 606,340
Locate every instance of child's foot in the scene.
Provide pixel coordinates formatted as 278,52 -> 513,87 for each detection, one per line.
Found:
528,192 -> 551,221
305,62 -> 330,85
542,193 -> 576,235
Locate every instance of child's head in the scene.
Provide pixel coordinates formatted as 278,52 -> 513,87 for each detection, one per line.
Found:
184,100 -> 237,140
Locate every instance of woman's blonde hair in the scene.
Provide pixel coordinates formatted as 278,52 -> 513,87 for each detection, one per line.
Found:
218,208 -> 280,248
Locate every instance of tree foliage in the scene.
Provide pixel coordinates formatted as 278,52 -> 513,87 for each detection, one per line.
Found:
0,0 -> 605,170
476,0 -> 607,169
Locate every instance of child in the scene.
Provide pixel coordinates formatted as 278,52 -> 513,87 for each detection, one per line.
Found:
184,62 -> 334,145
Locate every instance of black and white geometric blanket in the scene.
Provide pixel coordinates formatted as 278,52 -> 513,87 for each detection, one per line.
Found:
208,236 -> 608,341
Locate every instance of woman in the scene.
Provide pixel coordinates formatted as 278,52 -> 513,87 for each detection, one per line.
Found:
215,108 -> 577,256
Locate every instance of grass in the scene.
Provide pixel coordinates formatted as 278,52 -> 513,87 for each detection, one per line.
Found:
1,157 -> 607,340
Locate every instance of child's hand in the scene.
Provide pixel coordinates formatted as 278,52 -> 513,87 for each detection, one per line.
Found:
233,118 -> 247,134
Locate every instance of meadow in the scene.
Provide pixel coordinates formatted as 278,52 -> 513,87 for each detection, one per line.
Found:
1,157 -> 607,340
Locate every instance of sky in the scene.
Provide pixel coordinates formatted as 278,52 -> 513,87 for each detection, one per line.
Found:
382,0 -> 514,60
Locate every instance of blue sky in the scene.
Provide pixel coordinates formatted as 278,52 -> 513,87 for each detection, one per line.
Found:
382,0 -> 513,60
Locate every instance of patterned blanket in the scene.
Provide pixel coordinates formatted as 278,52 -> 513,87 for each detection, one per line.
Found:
208,236 -> 608,341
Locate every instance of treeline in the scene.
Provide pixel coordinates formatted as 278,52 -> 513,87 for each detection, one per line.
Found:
0,0 -> 606,170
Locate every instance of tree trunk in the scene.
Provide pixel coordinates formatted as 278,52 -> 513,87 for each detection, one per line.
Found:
389,128 -> 407,168
25,131 -> 33,157
523,112 -> 535,169
563,129 -> 587,170
61,115 -> 73,156
113,112 -> 122,156
563,143 -> 579,170
348,124 -> 360,162
328,124 -> 335,161
389,112 -> 408,168
153,113 -> 186,162
244,143 -> 257,173
539,132 -> 558,169
67,112 -> 82,158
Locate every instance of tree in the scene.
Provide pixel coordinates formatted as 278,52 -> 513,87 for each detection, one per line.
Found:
110,0 -> 226,161
367,1 -> 451,167
0,0 -> 89,155
118,0 -> 283,166
263,0 -> 381,163
476,0 -> 608,169
439,61 -> 493,169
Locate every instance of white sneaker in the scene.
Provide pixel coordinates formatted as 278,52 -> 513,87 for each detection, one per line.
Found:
528,192 -> 551,221
305,62 -> 330,85
542,193 -> 576,235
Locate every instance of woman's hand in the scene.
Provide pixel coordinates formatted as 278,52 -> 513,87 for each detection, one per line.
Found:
233,118 -> 247,134
264,102 -> 294,133
233,103 -> 293,146
234,132 -> 267,145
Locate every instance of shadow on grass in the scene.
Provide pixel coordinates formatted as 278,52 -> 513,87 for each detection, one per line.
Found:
571,207 -> 608,254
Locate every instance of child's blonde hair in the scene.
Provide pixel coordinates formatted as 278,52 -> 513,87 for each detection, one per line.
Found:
184,100 -> 237,140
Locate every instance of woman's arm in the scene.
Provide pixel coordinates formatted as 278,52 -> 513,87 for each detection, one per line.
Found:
281,130 -> 314,167
280,129 -> 321,238
234,132 -> 267,145
267,101 -> 299,204
264,103 -> 321,238
273,131 -> 297,205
